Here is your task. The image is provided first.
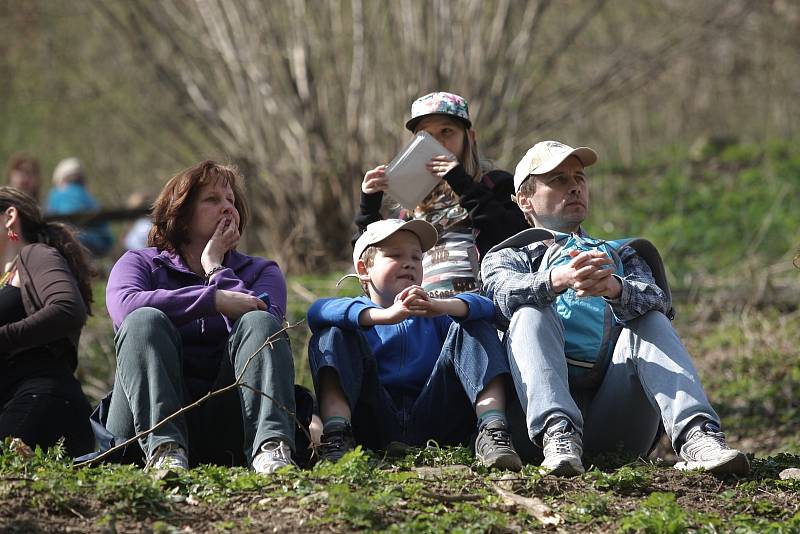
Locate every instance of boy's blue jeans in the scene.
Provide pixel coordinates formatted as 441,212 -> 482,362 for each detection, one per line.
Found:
308,320 -> 511,451
106,307 -> 296,467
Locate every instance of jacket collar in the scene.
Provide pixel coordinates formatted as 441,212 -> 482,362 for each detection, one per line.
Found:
152,249 -> 253,275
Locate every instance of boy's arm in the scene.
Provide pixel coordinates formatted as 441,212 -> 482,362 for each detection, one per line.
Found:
307,297 -> 377,332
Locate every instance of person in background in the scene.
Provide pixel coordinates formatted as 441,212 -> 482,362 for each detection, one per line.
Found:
355,91 -> 528,297
482,140 -> 749,476
122,191 -> 153,251
6,154 -> 42,202
0,186 -> 95,456
46,157 -> 114,257
104,160 -> 297,474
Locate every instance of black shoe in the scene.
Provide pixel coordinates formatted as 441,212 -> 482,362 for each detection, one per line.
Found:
475,419 -> 523,472
320,422 -> 356,463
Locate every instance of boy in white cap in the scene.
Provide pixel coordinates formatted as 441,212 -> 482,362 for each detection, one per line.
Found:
307,219 -> 522,470
481,140 -> 748,476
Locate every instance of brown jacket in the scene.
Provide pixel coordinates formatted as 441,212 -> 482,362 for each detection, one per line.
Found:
0,243 -> 87,367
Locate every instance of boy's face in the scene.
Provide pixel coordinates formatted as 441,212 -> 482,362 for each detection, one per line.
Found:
358,230 -> 423,306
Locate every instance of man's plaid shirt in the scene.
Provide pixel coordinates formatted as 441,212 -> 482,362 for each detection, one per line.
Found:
481,231 -> 670,329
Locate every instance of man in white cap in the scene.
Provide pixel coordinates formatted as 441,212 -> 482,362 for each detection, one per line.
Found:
481,140 -> 748,476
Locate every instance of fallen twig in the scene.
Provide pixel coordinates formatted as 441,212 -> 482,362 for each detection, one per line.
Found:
489,482 -> 561,526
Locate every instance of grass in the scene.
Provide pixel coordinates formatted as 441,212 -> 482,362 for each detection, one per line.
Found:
2,441 -> 799,533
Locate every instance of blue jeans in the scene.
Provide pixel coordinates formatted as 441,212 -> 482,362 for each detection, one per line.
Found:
106,308 -> 296,467
506,306 -> 719,454
308,320 -> 510,451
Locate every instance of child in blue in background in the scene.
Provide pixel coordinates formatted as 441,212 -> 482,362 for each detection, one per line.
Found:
308,219 -> 522,470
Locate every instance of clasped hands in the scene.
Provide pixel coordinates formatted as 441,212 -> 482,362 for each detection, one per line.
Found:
363,286 -> 466,325
550,250 -> 622,300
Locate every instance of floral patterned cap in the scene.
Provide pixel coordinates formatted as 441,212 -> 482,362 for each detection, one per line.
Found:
405,91 -> 472,131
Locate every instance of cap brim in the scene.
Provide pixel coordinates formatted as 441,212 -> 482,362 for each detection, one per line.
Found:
532,147 -> 597,175
352,219 -> 439,267
405,113 -> 472,132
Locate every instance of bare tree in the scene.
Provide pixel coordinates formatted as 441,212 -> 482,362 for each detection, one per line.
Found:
86,0 -> 755,271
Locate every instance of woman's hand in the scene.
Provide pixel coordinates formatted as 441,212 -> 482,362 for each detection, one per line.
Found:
214,289 -> 267,320
426,154 -> 459,179
201,216 -> 240,274
362,165 -> 389,194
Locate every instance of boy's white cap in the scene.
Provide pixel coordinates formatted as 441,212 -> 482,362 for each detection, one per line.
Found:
513,141 -> 597,193
352,219 -> 438,268
52,157 -> 83,186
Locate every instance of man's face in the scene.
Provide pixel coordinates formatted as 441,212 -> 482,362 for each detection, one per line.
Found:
358,230 -> 423,307
517,155 -> 589,233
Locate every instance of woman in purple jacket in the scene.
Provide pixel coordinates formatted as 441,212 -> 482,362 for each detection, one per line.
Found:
105,161 -> 295,474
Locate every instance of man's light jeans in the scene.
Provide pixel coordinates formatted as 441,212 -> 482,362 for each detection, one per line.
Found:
505,305 -> 719,454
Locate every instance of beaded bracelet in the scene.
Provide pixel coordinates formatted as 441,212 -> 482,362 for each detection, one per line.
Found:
205,265 -> 226,278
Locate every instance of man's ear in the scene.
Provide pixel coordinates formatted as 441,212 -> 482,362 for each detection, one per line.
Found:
515,191 -> 534,214
356,259 -> 370,281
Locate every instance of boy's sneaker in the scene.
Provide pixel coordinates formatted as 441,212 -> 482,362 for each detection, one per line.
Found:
475,419 -> 523,472
147,442 -> 189,472
320,422 -> 356,463
541,418 -> 584,477
675,421 -> 750,475
253,440 -> 295,474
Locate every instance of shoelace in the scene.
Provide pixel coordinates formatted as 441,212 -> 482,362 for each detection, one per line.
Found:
260,442 -> 290,463
321,430 -> 349,454
146,443 -> 185,470
485,427 -> 513,448
547,431 -> 576,455
689,428 -> 727,450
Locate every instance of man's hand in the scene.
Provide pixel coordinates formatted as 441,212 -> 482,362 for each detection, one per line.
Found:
201,216 -> 240,275
550,250 -> 622,299
214,289 -> 266,321
361,165 -> 389,194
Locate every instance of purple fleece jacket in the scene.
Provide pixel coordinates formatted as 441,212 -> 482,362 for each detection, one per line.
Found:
106,247 -> 287,398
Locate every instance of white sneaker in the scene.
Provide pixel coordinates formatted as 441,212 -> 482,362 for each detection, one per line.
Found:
541,418 -> 585,477
252,440 -> 295,474
675,421 -> 750,475
147,442 -> 189,472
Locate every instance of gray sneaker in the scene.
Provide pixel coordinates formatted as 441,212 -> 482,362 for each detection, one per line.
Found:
253,440 -> 295,474
675,421 -> 749,475
541,418 -> 584,477
475,419 -> 522,472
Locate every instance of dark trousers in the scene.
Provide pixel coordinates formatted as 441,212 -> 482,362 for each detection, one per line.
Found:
0,369 -> 94,457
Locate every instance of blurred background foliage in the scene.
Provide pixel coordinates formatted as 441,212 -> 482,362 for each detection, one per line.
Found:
1,0 -> 799,452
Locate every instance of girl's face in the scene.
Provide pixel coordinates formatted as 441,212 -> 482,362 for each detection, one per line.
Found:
415,116 -> 467,162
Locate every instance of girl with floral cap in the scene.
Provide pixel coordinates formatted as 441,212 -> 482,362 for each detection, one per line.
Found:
355,91 -> 528,298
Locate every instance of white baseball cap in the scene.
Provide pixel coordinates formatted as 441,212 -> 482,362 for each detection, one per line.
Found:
513,141 -> 597,193
52,157 -> 83,186
352,219 -> 438,268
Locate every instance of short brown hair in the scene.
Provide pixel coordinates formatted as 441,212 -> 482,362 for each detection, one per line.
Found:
515,176 -> 538,226
148,160 -> 249,253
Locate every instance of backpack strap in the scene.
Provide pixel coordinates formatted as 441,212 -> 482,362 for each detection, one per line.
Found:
487,227 -> 556,254
608,238 -> 674,319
